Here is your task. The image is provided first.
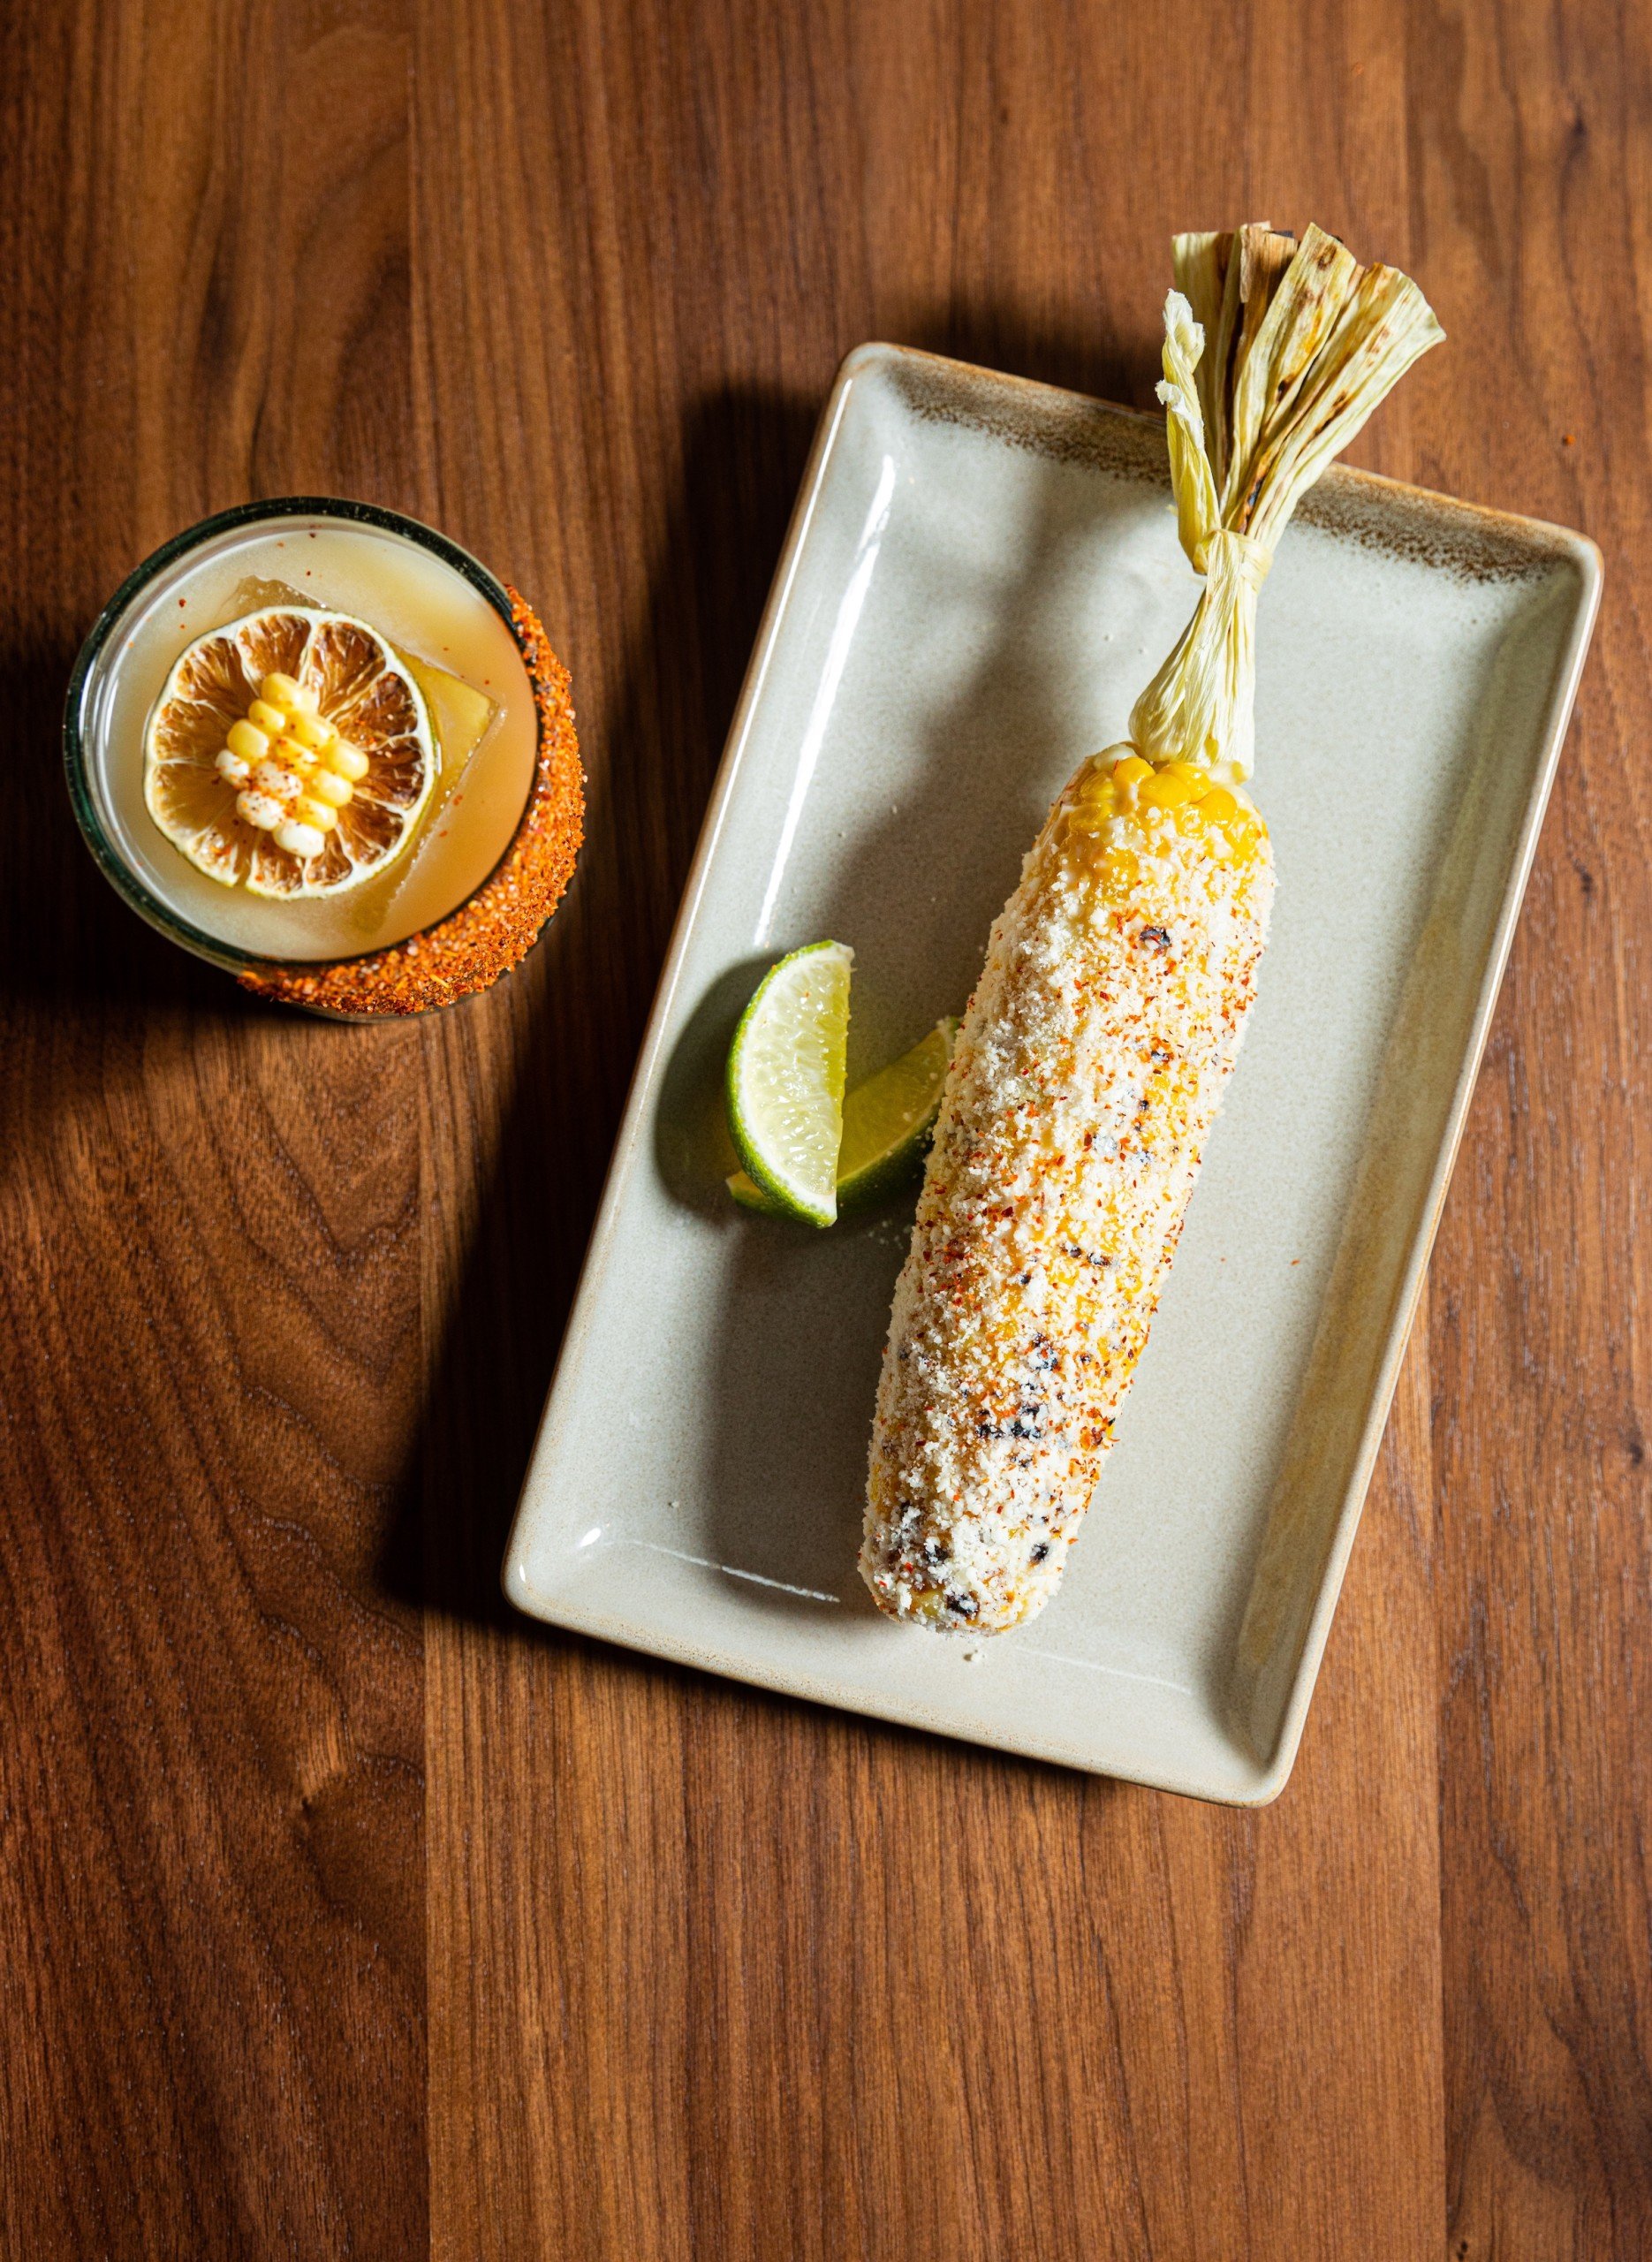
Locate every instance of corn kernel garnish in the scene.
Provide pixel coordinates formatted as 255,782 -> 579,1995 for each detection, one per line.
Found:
253,758 -> 303,801
260,672 -> 317,717
226,718 -> 269,763
236,789 -> 284,831
208,669 -> 376,865
1111,755 -> 1152,789
328,742 -> 370,782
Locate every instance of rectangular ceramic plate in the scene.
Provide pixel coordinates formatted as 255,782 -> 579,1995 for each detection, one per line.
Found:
504,345 -> 1599,1803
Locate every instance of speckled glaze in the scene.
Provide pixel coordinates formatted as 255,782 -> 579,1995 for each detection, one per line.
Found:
503,343 -> 1600,1804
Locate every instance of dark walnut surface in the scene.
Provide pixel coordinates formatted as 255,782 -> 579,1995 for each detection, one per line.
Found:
1,1 -> 1645,2256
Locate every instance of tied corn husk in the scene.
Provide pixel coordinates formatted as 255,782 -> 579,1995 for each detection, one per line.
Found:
1129,222 -> 1445,779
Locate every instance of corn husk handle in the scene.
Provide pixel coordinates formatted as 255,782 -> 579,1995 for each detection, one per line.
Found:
1129,222 -> 1445,779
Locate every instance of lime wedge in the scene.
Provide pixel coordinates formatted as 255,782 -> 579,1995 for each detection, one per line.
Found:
837,1017 -> 958,1208
729,1016 -> 957,1218
725,941 -> 853,1227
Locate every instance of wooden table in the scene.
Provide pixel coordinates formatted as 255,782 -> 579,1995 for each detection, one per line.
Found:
4,2 -> 1647,2254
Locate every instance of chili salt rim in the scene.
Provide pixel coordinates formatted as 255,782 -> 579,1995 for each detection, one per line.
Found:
239,591 -> 583,1017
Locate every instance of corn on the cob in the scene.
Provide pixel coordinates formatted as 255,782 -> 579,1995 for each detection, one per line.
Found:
862,224 -> 1444,1636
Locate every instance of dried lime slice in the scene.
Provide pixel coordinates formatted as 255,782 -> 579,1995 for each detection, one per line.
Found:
143,607 -> 435,899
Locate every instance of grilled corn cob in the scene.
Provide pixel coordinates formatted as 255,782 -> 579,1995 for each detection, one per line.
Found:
862,224 -> 1444,1635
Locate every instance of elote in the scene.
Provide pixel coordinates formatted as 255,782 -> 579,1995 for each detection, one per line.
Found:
862,224 -> 1444,1635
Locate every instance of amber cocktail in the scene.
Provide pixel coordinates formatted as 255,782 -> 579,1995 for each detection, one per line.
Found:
65,498 -> 581,1016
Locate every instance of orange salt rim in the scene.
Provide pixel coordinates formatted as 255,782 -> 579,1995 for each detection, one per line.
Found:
239,591 -> 582,1017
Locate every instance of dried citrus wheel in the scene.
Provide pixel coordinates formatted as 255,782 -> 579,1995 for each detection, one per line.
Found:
143,607 -> 436,899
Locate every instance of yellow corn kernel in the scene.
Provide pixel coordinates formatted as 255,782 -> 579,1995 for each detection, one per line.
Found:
1140,767 -> 1198,809
247,698 -> 289,737
262,672 -> 318,718
290,711 -> 337,751
1162,761 -> 1210,799
1200,786 -> 1239,824
327,742 -> 369,782
1065,769 -> 1114,833
1100,846 -> 1140,897
1111,754 -> 1152,789
308,770 -> 353,808
226,718 -> 269,763
295,795 -> 339,832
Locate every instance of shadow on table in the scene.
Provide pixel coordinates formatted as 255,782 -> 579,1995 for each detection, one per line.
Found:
380,378 -> 823,1631
0,628 -> 265,1161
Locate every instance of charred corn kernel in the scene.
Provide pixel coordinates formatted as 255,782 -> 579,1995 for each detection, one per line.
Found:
247,699 -> 289,738
295,795 -> 338,832
308,769 -> 353,808
1140,766 -> 1198,809
290,711 -> 336,751
861,768 -> 1274,1636
216,748 -> 252,786
274,819 -> 326,858
236,790 -> 284,831
327,741 -> 369,782
253,757 -> 302,801
1112,754 -> 1152,789
226,718 -> 269,763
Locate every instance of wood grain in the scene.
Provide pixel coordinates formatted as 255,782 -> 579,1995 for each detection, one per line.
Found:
0,1 -> 427,2254
1,0 -> 1647,2255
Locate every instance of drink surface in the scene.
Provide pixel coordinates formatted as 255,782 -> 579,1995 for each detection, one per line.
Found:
84,517 -> 537,960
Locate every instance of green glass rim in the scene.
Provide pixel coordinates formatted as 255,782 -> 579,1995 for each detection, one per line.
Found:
63,494 -> 520,976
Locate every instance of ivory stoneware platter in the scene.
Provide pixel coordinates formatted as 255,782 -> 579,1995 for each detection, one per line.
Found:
504,344 -> 1599,1803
